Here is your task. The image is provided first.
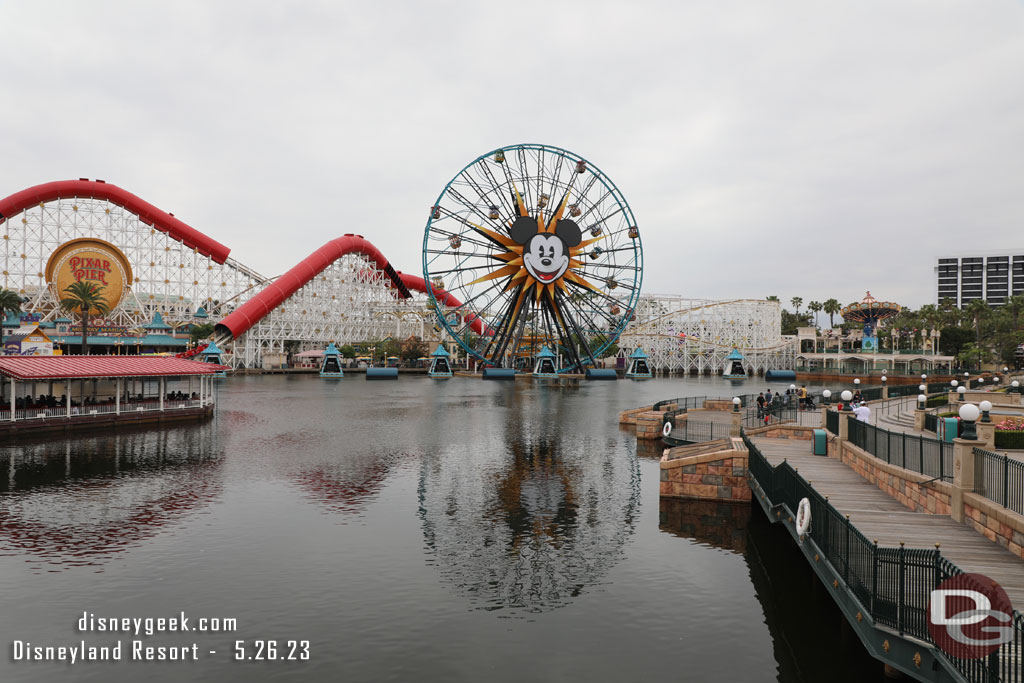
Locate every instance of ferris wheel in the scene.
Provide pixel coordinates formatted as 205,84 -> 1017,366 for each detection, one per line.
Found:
422,144 -> 643,371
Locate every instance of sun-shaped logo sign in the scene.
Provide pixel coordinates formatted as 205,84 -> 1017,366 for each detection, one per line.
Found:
464,187 -> 603,304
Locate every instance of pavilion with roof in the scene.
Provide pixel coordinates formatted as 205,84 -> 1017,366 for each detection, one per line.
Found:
0,355 -> 228,438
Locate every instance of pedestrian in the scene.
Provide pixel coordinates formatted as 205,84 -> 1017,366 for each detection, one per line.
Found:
756,392 -> 765,418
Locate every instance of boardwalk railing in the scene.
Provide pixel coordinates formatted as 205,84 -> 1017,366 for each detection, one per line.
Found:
666,420 -> 732,444
974,447 -> 1024,516
847,418 -> 953,481
0,399 -> 206,421
825,409 -> 839,434
745,431 -> 1023,683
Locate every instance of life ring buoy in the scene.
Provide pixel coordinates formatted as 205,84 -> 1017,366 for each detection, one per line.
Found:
662,421 -> 673,437
796,497 -> 812,538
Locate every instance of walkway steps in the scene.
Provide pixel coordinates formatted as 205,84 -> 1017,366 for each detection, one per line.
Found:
752,436 -> 1024,608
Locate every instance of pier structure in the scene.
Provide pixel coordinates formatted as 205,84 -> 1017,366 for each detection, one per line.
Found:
0,355 -> 224,438
623,390 -> 1024,681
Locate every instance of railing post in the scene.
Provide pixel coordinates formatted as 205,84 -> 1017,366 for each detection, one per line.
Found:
951,438 -> 976,523
1004,454 -> 1010,508
844,514 -> 851,585
115,378 -> 121,416
9,377 -> 15,422
871,540 -> 879,615
898,542 -> 906,635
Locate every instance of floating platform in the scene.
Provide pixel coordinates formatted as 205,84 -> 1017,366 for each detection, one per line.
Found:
365,367 -> 398,380
765,370 -> 796,381
585,368 -> 618,380
482,367 -> 516,380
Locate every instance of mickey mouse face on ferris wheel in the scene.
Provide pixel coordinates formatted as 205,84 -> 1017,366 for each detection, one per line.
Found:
509,215 -> 582,285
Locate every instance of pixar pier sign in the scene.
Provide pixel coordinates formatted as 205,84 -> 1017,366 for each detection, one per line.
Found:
45,238 -> 133,314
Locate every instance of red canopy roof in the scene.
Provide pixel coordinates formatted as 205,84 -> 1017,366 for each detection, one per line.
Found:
0,356 -> 229,380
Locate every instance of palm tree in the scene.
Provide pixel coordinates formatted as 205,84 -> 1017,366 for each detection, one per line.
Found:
964,299 -> 990,346
790,297 -> 803,316
807,300 -> 823,327
823,298 -> 841,328
0,288 -> 22,350
1003,294 -> 1024,331
60,281 -> 110,355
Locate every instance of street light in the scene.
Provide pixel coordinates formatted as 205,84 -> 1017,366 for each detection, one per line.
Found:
732,397 -> 741,413
921,374 -> 928,380
957,386 -> 966,401
841,390 -> 853,411
1013,380 -> 1020,394
979,400 -> 992,423
918,394 -> 927,408
951,379 -> 958,388
918,384 -> 927,393
958,403 -> 980,440
854,378 -> 861,386
822,389 -> 832,405
881,375 -> 887,383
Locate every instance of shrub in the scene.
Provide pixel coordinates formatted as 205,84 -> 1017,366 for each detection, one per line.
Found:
994,430 -> 1024,449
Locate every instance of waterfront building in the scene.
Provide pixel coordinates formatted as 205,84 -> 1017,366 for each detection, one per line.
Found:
935,250 -> 1024,306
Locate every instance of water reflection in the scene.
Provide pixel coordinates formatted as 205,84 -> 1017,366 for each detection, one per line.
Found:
659,498 -> 750,553
0,422 -> 223,570
418,384 -> 640,613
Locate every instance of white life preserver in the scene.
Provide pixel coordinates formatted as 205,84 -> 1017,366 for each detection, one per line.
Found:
662,421 -> 673,437
796,497 -> 812,538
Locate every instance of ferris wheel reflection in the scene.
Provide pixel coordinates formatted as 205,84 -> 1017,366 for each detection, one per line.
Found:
418,385 -> 641,613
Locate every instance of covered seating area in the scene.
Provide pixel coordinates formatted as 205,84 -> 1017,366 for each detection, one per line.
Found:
0,356 -> 228,436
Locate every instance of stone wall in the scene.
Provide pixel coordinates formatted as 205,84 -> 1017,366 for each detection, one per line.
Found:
618,405 -> 654,426
963,494 -> 1024,559
660,443 -> 751,502
835,440 -> 953,516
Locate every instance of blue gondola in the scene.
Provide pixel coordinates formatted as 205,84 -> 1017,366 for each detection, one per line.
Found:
624,347 -> 652,379
319,341 -> 344,378
200,340 -> 227,378
723,348 -> 746,379
532,346 -> 559,378
428,344 -> 452,378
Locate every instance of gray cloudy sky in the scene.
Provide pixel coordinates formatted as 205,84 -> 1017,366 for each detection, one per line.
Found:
3,1 -> 1022,310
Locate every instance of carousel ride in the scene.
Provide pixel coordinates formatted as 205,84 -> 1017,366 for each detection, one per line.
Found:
422,144 -> 642,374
839,292 -> 901,352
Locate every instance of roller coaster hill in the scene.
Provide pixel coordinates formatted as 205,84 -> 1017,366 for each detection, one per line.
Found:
0,176 -> 794,374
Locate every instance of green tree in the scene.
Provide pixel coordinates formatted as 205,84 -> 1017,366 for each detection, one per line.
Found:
790,297 -> 803,316
766,295 -> 780,302
59,281 -> 109,355
781,309 -> 812,335
823,298 -> 841,328
338,344 -> 356,358
939,326 -> 973,358
963,299 -> 990,346
0,288 -> 23,349
400,336 -> 427,364
189,322 -> 216,343
807,300 -> 822,327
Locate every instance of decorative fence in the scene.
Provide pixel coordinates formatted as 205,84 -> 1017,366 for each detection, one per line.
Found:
745,431 -> 1023,683
825,409 -> 839,434
0,399 -> 205,421
847,418 -> 953,481
974,447 -> 1024,516
666,420 -> 733,444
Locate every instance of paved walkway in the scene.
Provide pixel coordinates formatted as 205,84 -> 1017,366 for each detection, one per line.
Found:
751,434 -> 1024,608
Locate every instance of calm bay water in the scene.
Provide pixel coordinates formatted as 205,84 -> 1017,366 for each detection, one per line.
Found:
0,375 -> 883,682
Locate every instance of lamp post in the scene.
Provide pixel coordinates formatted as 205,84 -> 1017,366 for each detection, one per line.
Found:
958,403 -> 979,441
979,400 -> 992,423
1013,380 -> 1020,395
880,374 -> 888,398
822,389 -> 831,405
918,383 -> 926,393
841,390 -> 853,411
963,371 -> 970,389
732,396 -> 741,412
957,386 -> 966,401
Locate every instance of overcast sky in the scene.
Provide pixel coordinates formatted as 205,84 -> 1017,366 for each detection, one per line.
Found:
2,1 -> 1022,311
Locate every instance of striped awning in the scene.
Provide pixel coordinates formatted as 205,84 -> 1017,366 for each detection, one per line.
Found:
0,356 -> 229,380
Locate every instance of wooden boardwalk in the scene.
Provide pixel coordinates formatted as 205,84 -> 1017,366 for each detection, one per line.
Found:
751,435 -> 1024,609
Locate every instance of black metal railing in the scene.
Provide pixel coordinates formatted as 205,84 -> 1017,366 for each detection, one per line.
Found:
666,419 -> 731,444
744,431 -> 1023,683
974,447 -> 1024,515
847,418 -> 952,481
923,412 -> 938,433
825,408 -> 839,433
